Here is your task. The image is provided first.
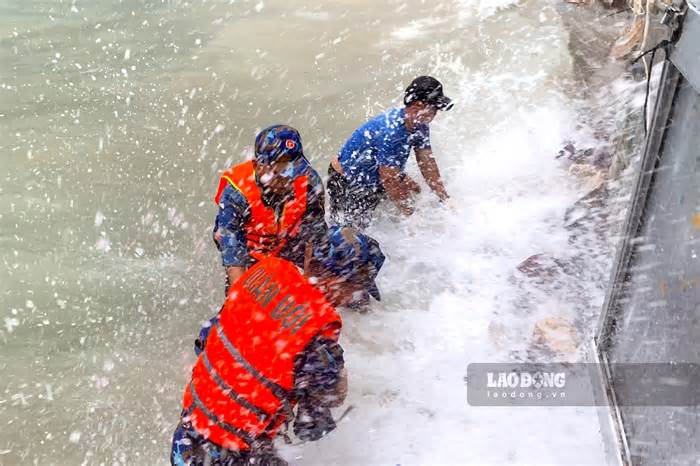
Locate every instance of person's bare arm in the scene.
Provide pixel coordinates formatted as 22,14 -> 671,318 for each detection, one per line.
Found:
415,148 -> 449,201
225,266 -> 245,289
378,165 -> 416,215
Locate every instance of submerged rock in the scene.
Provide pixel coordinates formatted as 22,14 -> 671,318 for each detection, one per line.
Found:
516,253 -> 568,284
557,141 -> 613,170
564,182 -> 608,231
610,17 -> 645,60
531,317 -> 579,355
569,163 -> 606,192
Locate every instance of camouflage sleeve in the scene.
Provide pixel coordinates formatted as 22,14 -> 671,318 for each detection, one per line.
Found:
292,337 -> 345,442
294,337 -> 345,406
301,167 -> 327,245
213,184 -> 250,267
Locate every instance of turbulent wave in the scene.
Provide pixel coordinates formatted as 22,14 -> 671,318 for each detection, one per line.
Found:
0,0 -> 643,464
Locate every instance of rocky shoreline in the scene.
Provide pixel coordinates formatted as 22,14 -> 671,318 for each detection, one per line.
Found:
499,0 -> 656,360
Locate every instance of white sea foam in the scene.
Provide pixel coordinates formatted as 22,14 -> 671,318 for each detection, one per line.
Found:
291,2 -> 611,464
474,0 -> 523,19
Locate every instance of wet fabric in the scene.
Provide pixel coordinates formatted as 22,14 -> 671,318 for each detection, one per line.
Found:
254,124 -> 304,166
214,161 -> 309,265
179,326 -> 344,465
327,165 -> 384,230
182,257 -> 341,449
171,420 -> 287,466
213,161 -> 326,268
311,223 -> 385,301
294,338 -> 345,399
194,316 -> 345,398
336,107 -> 431,188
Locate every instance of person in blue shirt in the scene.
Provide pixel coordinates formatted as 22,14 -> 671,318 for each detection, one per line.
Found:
327,76 -> 453,229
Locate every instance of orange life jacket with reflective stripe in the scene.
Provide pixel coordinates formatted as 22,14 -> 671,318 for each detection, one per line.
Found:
182,257 -> 342,451
214,161 -> 309,262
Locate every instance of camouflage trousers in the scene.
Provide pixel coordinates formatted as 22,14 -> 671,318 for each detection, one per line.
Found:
326,165 -> 383,231
171,419 -> 287,466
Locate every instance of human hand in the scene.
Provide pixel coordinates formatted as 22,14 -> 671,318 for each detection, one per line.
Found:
404,176 -> 421,194
435,196 -> 456,213
399,204 -> 415,216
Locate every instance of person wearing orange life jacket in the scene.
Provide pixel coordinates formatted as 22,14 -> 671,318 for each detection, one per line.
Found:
171,226 -> 385,466
213,125 -> 326,294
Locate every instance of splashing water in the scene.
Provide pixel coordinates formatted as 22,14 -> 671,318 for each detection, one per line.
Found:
0,0 -> 637,464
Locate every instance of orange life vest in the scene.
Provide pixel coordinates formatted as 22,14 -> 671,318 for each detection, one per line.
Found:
182,257 -> 342,451
214,160 -> 308,262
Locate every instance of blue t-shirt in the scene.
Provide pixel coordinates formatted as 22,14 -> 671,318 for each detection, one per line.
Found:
338,107 -> 431,188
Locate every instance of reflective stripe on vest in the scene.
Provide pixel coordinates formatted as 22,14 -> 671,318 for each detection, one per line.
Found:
211,320 -> 293,416
213,161 -> 308,261
187,381 -> 256,447
182,257 -> 342,449
200,350 -> 269,422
